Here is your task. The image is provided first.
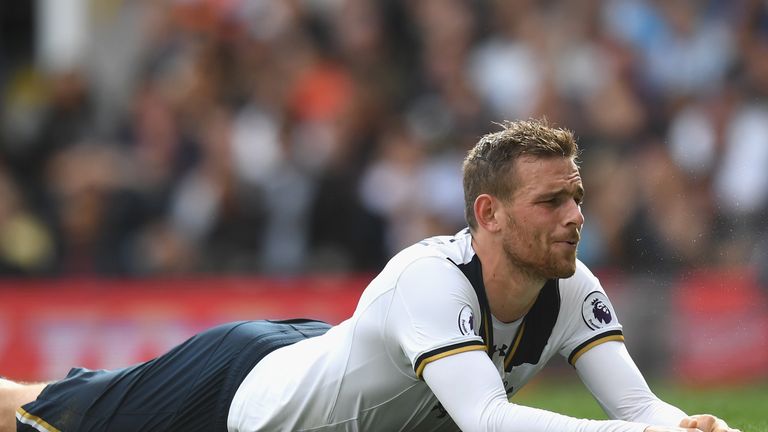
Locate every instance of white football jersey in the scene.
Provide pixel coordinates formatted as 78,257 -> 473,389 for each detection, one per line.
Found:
227,229 -> 624,431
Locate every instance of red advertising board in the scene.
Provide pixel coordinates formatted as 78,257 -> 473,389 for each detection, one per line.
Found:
2,269 -> 766,385
671,268 -> 768,385
0,276 -> 368,381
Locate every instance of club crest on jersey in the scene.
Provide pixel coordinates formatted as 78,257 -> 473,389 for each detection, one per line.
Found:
581,291 -> 614,330
458,305 -> 475,336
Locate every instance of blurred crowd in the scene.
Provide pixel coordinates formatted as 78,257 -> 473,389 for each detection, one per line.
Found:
0,0 -> 767,278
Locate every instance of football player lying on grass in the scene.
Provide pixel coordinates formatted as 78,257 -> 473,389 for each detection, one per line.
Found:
0,120 -> 740,432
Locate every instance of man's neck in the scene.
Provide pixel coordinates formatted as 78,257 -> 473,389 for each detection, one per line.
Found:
472,236 -> 546,323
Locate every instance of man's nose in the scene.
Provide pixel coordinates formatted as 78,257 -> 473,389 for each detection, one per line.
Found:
565,200 -> 584,227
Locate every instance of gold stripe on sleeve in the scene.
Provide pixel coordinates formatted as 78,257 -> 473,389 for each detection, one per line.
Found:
415,343 -> 487,379
568,331 -> 624,366
16,407 -> 61,432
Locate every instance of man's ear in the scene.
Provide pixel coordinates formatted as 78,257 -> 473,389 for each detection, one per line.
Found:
473,194 -> 503,233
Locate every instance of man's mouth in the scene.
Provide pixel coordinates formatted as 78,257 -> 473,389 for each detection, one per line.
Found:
556,237 -> 579,246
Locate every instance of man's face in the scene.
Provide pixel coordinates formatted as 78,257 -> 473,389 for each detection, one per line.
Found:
500,155 -> 584,280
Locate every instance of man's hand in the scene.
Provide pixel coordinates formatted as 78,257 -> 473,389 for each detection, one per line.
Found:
679,414 -> 741,432
643,427 -> 700,432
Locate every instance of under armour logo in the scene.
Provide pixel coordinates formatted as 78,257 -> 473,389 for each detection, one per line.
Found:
492,343 -> 509,357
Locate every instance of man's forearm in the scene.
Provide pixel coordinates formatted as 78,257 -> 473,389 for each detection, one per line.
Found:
424,350 -> 649,432
575,342 -> 687,425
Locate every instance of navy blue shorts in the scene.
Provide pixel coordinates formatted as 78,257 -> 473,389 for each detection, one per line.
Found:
17,319 -> 331,432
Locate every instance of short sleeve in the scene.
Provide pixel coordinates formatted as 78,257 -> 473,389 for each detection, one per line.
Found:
558,262 -> 625,366
385,256 -> 486,379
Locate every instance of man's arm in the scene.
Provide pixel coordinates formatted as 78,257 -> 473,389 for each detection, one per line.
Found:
422,350 -> 697,432
575,341 -> 740,432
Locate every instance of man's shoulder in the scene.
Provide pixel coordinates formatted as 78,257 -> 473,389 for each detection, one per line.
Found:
393,229 -> 475,266
557,260 -> 605,305
561,259 -> 600,287
556,260 -> 624,330
361,230 -> 475,299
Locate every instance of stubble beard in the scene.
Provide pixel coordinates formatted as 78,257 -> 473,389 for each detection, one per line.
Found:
501,228 -> 578,281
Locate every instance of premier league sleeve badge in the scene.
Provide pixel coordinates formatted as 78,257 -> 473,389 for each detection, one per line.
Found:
581,291 -> 616,330
458,305 -> 476,336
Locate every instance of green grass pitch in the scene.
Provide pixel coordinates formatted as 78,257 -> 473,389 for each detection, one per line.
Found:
512,376 -> 768,432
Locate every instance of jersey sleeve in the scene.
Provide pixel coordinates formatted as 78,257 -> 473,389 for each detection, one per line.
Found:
558,261 -> 625,366
576,341 -> 688,424
424,350 -> 649,432
385,256 -> 486,379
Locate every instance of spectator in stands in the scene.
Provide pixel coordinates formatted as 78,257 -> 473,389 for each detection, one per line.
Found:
0,0 -> 763,276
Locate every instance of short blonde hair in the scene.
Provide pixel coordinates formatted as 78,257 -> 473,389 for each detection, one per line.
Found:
462,119 -> 578,229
